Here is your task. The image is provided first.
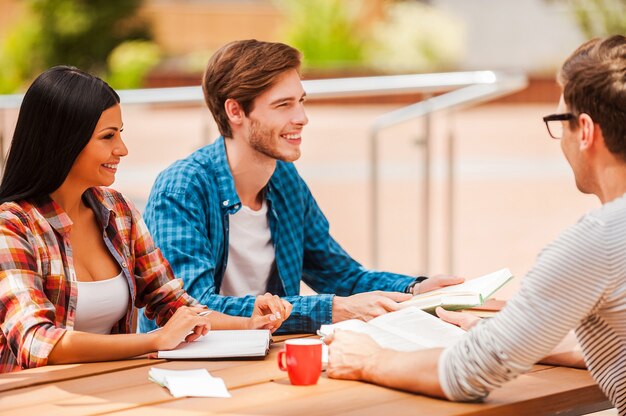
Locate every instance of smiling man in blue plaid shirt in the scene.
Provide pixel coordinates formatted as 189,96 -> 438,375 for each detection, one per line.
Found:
139,40 -> 462,334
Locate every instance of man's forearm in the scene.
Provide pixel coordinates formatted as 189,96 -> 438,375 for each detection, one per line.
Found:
331,295 -> 356,323
363,348 -> 447,398
540,349 -> 586,368
207,311 -> 251,330
198,293 -> 334,334
201,293 -> 257,317
539,330 -> 586,368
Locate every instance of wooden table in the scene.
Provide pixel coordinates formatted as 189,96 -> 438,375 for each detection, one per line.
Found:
0,334 -> 611,416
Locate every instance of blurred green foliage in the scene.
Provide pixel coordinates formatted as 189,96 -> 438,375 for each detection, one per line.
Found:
107,40 -> 161,89
274,0 -> 463,74
568,0 -> 626,37
0,18 -> 42,93
0,0 -> 154,93
274,0 -> 367,70
366,1 -> 464,72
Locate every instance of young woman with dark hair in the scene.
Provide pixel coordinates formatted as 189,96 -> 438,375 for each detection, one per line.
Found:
0,66 -> 291,372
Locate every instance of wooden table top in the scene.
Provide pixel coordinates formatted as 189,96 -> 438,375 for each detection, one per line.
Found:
0,334 -> 611,416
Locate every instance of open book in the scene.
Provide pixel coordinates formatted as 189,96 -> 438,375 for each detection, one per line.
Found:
157,330 -> 271,360
319,307 -> 466,352
402,268 -> 513,312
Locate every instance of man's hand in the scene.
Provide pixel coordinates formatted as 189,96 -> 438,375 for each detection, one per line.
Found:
326,330 -> 382,381
435,307 -> 481,331
326,330 -> 447,398
332,291 -> 412,323
250,293 -> 293,333
415,274 -> 465,295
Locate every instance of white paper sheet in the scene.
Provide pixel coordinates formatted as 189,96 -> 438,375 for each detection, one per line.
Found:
148,367 -> 231,398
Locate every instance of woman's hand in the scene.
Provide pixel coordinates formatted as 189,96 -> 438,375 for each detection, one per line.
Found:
249,293 -> 292,333
154,306 -> 212,350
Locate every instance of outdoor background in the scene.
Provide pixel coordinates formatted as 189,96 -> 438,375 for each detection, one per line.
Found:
0,0 -> 624,301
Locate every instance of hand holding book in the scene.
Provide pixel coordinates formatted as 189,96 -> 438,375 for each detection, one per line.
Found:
402,268 -> 513,313
413,274 -> 466,295
435,307 -> 482,330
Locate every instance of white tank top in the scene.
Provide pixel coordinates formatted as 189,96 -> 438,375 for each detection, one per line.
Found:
220,200 -> 276,297
74,271 -> 130,334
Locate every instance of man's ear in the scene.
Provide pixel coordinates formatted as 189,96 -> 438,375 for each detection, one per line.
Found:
578,113 -> 596,151
225,98 -> 245,125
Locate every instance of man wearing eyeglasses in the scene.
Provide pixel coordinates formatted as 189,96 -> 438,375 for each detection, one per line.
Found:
326,35 -> 626,414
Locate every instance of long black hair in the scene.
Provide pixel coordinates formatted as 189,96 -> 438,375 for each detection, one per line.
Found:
0,66 -> 120,204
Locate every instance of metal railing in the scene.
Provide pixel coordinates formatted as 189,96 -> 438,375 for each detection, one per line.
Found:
367,74 -> 526,271
0,71 -> 527,273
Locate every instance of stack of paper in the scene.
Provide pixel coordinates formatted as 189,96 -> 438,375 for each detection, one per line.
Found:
148,367 -> 231,398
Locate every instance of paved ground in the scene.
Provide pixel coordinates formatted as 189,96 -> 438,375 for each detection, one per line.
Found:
0,101 -> 600,298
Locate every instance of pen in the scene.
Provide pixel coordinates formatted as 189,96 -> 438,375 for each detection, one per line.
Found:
146,309 -> 212,335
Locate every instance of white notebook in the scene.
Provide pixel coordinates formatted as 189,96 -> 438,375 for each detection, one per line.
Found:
157,330 -> 271,359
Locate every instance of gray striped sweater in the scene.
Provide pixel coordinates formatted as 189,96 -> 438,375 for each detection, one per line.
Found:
439,193 -> 626,415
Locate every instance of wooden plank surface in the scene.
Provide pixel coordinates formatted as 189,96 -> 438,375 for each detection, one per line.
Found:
0,358 -> 160,393
0,340 -> 291,416
0,333 -> 309,395
0,334 -> 611,416
105,366 -> 608,416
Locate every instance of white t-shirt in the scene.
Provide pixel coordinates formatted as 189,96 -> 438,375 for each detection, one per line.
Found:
74,271 -> 129,334
220,200 -> 276,297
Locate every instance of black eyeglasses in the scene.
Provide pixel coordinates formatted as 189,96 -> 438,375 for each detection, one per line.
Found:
543,113 -> 575,139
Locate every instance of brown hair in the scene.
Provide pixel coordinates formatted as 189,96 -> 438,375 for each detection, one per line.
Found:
202,39 -> 302,137
558,35 -> 626,159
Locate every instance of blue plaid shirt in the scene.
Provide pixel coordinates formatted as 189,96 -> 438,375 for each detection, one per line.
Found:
138,137 -> 415,333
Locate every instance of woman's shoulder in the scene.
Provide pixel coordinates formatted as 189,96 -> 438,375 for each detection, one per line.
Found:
0,199 -> 34,221
0,199 -> 26,212
0,200 -> 37,236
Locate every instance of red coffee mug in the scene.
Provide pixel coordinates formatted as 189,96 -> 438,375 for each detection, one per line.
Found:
277,339 -> 322,386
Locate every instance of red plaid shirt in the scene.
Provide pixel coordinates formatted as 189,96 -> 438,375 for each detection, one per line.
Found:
0,187 -> 197,372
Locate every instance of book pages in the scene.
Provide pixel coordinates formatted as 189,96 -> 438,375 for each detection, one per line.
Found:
320,307 -> 466,352
320,319 -> 420,351
369,307 -> 466,348
402,268 -> 513,311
